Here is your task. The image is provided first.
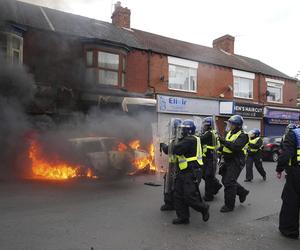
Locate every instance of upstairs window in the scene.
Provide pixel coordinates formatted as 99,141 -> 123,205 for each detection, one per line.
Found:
233,70 -> 254,99
266,78 -> 284,103
0,32 -> 23,64
168,56 -> 198,92
0,33 -> 7,56
85,50 -> 126,87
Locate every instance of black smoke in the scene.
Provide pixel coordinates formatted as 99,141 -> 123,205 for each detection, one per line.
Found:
0,53 -> 36,179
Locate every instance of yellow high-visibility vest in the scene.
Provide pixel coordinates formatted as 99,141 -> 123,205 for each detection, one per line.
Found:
248,137 -> 262,152
293,128 -> 300,164
202,130 -> 220,157
178,136 -> 203,170
223,130 -> 247,155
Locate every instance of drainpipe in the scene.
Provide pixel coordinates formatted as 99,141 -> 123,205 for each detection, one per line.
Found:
147,50 -> 156,97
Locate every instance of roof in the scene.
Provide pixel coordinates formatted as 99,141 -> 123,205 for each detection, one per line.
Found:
0,0 -> 295,81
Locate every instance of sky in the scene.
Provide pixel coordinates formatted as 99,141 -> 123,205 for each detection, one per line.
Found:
21,0 -> 300,78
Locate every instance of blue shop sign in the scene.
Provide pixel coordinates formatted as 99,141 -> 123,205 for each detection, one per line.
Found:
265,108 -> 300,125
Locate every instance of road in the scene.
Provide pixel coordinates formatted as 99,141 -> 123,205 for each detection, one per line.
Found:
0,162 -> 299,250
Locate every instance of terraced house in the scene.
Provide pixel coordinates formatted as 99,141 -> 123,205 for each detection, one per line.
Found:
0,0 -> 298,136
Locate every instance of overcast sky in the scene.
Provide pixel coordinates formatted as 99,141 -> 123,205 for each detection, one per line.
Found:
21,0 -> 300,78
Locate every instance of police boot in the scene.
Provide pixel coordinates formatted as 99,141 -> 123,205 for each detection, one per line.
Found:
202,205 -> 210,222
160,204 -> 174,211
280,231 -> 299,240
172,218 -> 190,225
239,190 -> 250,203
220,205 -> 234,213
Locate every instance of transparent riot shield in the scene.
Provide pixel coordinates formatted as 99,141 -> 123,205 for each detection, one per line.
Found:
211,115 -> 220,168
164,118 -> 181,201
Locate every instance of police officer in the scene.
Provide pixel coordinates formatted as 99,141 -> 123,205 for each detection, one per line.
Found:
172,119 -> 210,224
276,124 -> 300,239
160,118 -> 182,211
200,117 -> 223,201
219,115 -> 250,213
245,129 -> 266,182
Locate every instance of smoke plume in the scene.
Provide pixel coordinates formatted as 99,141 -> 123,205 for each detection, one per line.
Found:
0,54 -> 36,179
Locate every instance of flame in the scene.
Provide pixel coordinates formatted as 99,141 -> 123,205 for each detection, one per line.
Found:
129,140 -> 140,150
131,143 -> 157,172
118,142 -> 128,152
28,138 -> 96,180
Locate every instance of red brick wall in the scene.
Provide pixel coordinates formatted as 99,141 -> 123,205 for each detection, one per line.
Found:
126,50 -> 148,93
259,76 -> 298,107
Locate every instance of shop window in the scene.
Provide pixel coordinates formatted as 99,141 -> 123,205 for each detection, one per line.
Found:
85,50 -> 126,87
168,56 -> 198,92
233,70 -> 254,99
267,79 -> 284,103
0,32 -> 23,64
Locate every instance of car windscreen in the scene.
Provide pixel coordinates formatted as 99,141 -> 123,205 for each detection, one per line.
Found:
75,141 -> 103,154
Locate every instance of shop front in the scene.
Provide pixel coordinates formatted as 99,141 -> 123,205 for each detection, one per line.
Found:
264,106 -> 300,136
219,101 -> 263,135
157,94 -> 219,140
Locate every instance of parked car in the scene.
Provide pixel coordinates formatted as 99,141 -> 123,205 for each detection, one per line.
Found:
262,136 -> 282,162
69,137 -> 148,177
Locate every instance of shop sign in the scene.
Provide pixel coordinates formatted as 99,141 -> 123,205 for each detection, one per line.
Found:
266,110 -> 300,120
219,101 -> 263,118
266,118 -> 294,125
157,95 -> 219,115
234,103 -> 263,117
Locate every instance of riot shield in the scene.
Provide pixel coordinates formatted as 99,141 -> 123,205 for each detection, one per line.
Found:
211,115 -> 219,163
164,118 -> 181,201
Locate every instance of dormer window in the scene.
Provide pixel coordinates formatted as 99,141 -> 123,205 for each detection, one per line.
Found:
85,49 -> 126,87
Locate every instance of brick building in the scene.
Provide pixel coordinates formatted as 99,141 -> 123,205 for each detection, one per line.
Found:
0,0 -> 298,136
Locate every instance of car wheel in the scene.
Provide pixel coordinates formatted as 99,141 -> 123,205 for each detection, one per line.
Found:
272,152 -> 279,162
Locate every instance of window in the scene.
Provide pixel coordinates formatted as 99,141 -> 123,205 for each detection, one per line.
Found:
86,51 -> 93,66
266,79 -> 284,103
234,77 -> 253,99
0,32 -> 23,64
0,33 -> 7,56
233,70 -> 254,99
85,50 -> 126,87
168,56 -> 198,92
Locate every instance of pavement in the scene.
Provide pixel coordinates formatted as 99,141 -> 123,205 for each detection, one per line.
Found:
0,162 -> 299,250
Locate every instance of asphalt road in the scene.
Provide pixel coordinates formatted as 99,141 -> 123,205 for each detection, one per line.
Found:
0,162 -> 299,250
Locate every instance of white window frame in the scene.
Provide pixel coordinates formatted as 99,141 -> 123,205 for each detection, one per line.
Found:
233,69 -> 254,99
168,56 -> 198,93
0,32 -> 23,64
266,78 -> 284,104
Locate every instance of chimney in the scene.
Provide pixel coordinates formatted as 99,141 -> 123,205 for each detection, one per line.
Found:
213,34 -> 235,54
111,1 -> 131,29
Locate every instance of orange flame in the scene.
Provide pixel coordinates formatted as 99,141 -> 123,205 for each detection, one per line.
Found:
131,143 -> 157,172
129,140 -> 140,150
118,142 -> 128,152
28,139 -> 96,180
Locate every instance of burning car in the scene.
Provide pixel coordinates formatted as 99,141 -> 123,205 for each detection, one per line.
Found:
28,133 -> 156,180
69,137 -> 149,177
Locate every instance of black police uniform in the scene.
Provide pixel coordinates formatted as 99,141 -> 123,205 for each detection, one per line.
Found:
276,130 -> 300,239
173,135 -> 209,222
220,128 -> 249,210
160,141 -> 177,210
200,130 -> 222,200
245,137 -> 266,181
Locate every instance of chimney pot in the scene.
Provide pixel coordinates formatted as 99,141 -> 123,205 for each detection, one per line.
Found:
213,34 -> 235,54
111,2 -> 131,29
